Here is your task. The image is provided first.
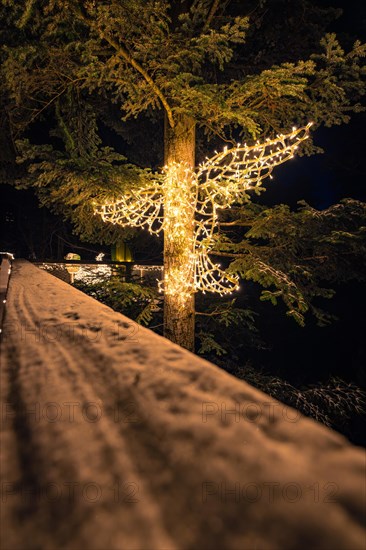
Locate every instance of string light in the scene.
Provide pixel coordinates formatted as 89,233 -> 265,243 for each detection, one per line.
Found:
133,265 -> 164,272
95,124 -> 312,300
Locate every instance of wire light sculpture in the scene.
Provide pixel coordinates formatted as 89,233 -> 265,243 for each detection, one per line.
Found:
96,124 -> 312,298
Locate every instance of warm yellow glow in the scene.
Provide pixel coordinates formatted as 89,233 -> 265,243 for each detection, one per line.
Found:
161,162 -> 196,299
95,124 -> 312,299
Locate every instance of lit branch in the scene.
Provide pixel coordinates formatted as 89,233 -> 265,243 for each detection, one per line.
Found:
96,124 -> 312,298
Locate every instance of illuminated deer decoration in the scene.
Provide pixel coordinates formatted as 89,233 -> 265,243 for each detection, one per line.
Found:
96,124 -> 311,302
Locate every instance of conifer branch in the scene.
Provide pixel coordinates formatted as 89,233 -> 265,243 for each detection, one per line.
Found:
74,3 -> 175,128
17,0 -> 36,29
203,0 -> 220,32
209,251 -> 243,258
101,34 -> 175,129
218,221 -> 254,227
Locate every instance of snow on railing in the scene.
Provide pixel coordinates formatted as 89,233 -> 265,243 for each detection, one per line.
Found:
0,252 -> 14,334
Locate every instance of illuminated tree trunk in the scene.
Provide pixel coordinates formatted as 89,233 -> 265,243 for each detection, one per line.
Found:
163,114 -> 196,350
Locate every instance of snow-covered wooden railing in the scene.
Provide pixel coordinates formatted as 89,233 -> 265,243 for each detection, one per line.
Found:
1,260 -> 365,550
0,254 -> 12,335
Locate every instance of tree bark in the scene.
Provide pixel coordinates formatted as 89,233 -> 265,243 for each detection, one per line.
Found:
163,114 -> 196,351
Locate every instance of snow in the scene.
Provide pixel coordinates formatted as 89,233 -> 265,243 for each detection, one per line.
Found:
1,260 -> 365,550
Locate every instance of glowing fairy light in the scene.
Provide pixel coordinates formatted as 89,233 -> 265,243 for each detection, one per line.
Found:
95,124 -> 312,299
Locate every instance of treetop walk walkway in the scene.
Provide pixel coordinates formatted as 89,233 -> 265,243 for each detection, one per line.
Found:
1,261 -> 365,549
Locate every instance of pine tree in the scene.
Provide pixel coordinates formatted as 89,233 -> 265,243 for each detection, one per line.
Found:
1,0 -> 365,350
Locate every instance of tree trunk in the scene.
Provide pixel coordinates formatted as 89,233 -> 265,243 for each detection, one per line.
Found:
163,114 -> 196,351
